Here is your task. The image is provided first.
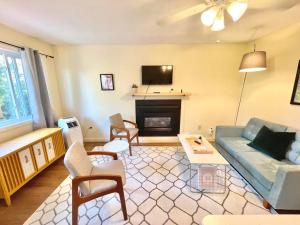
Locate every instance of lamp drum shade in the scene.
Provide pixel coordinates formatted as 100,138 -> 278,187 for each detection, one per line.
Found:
239,51 -> 267,72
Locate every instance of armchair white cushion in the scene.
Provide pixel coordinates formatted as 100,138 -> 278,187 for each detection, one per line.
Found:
64,142 -> 126,195
117,127 -> 139,138
90,161 -> 126,194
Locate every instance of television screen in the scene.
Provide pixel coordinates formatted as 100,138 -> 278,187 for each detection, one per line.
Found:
142,65 -> 173,85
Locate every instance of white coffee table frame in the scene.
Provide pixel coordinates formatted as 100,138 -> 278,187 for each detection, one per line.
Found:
93,140 -> 129,169
178,134 -> 229,193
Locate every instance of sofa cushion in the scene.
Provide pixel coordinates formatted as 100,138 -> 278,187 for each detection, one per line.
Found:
286,131 -> 300,164
217,137 -> 254,160
242,117 -> 287,141
286,128 -> 300,141
217,135 -> 292,190
218,136 -> 276,190
236,151 -> 289,190
248,126 -> 295,161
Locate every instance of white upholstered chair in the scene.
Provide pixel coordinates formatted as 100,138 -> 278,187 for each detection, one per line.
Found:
64,142 -> 127,225
109,113 -> 139,156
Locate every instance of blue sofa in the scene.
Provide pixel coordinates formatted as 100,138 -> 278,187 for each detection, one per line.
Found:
215,117 -> 300,210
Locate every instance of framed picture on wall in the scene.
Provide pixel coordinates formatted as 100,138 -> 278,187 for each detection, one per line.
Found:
291,61 -> 300,105
100,74 -> 114,91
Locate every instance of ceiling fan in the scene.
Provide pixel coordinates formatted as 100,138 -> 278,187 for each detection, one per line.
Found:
158,0 -> 298,31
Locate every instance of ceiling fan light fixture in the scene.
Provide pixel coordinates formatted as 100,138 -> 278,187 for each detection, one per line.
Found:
201,7 -> 218,27
201,6 -> 218,27
227,1 -> 248,22
211,8 -> 225,31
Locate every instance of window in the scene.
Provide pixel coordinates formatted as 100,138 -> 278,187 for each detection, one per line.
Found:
0,49 -> 31,127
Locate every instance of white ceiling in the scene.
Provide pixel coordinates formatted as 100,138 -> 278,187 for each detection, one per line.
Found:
0,0 -> 300,45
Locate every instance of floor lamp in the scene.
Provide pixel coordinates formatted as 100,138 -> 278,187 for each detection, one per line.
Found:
235,50 -> 267,125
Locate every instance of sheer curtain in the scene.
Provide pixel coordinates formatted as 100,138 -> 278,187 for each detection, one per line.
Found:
21,48 -> 54,129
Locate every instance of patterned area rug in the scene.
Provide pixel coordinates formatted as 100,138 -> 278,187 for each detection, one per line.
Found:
24,146 -> 273,225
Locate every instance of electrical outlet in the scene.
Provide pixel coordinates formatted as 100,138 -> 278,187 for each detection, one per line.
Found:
208,127 -> 214,136
198,125 -> 202,131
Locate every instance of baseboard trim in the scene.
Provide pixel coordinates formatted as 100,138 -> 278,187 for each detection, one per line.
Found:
139,136 -> 179,143
84,137 -> 107,142
84,136 -> 179,143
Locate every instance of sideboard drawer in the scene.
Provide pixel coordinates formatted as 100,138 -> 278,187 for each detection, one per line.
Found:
33,142 -> 46,169
45,137 -> 55,161
18,148 -> 35,179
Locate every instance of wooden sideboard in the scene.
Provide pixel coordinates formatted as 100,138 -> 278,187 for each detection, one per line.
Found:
0,128 -> 65,206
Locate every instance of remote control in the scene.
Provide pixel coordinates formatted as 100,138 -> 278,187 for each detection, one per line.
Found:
194,140 -> 202,145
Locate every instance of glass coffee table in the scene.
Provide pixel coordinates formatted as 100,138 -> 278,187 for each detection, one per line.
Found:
178,134 -> 229,193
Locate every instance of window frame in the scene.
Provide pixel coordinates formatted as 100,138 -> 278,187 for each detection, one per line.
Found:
0,47 -> 32,129
0,119 -> 32,134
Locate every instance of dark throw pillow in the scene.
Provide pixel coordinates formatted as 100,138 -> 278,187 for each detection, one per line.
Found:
248,126 -> 295,161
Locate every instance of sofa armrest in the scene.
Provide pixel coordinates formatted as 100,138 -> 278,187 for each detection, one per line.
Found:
269,165 -> 300,209
215,126 -> 245,139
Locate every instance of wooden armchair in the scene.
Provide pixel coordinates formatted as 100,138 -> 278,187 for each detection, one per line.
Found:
64,142 -> 127,225
109,113 -> 139,156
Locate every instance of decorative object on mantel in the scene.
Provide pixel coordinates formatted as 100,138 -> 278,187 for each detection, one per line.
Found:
290,60 -> 300,105
131,84 -> 138,94
100,74 -> 114,91
132,92 -> 190,97
235,41 -> 267,125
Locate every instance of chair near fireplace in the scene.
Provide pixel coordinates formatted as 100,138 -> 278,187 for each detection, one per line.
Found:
109,113 -> 139,156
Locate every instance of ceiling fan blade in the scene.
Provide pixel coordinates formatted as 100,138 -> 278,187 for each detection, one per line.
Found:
249,0 -> 298,9
158,3 -> 208,26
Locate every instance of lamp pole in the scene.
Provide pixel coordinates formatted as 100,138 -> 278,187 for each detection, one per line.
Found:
235,72 -> 247,125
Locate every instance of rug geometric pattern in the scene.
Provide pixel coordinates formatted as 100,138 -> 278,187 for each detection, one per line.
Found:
24,146 -> 272,225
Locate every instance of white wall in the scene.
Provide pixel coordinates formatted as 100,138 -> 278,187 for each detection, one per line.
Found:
237,23 -> 300,129
0,23 -> 63,142
55,43 -> 247,142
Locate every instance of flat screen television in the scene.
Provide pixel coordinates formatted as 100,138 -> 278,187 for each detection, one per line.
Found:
142,65 -> 173,85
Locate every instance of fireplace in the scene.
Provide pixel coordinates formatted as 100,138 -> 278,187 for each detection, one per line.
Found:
135,100 -> 181,136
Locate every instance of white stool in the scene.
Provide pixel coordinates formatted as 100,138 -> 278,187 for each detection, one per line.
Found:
103,140 -> 129,169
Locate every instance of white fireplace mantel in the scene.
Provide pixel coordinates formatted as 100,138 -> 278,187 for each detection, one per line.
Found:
132,92 -> 190,97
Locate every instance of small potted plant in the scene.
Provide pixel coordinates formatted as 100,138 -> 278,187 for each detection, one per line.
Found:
131,84 -> 138,94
